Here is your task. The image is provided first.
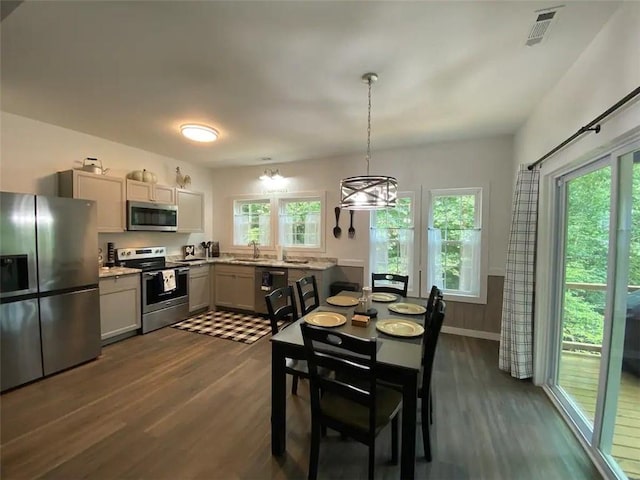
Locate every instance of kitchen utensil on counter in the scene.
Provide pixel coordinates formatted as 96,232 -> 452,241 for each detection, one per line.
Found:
348,210 -> 355,238
333,207 -> 342,238
80,157 -> 109,175
200,241 -> 210,258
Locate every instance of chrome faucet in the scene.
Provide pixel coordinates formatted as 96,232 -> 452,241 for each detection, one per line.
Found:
249,240 -> 260,259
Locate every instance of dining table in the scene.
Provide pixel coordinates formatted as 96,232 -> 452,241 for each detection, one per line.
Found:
270,290 -> 426,480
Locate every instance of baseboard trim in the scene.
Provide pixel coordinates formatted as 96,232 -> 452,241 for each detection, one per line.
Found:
441,326 -> 500,341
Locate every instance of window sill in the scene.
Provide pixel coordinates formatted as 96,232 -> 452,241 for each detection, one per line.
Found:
442,292 -> 487,305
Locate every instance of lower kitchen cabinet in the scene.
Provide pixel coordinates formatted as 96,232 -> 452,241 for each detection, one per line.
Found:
99,274 -> 141,341
189,264 -> 210,313
215,264 -> 255,311
288,266 -> 334,305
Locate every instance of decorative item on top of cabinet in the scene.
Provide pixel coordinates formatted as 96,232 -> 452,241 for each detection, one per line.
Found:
78,157 -> 110,175
176,167 -> 192,189
176,189 -> 204,233
126,179 -> 175,204
127,169 -> 157,183
58,170 -> 125,233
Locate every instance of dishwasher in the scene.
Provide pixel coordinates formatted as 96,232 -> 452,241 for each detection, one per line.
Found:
255,267 -> 288,315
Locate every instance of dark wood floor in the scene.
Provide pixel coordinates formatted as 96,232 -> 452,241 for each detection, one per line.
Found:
1,328 -> 601,479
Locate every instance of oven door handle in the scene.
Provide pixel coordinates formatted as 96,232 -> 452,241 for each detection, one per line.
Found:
143,268 -> 189,278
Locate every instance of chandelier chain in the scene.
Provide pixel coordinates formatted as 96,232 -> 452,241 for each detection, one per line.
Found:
366,76 -> 372,175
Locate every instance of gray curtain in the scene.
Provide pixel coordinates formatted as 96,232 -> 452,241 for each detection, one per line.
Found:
499,165 -> 540,379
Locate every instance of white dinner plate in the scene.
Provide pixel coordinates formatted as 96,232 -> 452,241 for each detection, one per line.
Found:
376,319 -> 424,338
371,292 -> 398,303
326,295 -> 359,307
305,312 -> 347,328
388,302 -> 427,315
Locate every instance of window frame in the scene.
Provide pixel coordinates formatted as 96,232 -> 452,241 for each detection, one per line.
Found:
277,191 -> 326,253
425,186 -> 488,304
369,191 -> 416,295
230,191 -> 326,254
231,196 -> 275,250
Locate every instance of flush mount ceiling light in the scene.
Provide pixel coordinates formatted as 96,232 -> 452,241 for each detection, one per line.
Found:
340,73 -> 398,210
180,124 -> 219,143
260,168 -> 283,181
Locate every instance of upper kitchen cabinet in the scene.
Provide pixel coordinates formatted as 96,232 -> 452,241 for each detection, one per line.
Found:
126,179 -> 175,204
58,170 -> 125,232
176,189 -> 204,233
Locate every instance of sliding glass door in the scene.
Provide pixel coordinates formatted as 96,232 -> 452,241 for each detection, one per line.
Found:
551,143 -> 639,479
556,162 -> 611,430
601,149 -> 640,479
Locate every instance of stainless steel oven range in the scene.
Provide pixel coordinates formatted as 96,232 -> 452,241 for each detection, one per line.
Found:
116,247 -> 189,333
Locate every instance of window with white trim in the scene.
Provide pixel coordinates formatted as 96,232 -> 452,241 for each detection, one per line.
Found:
427,188 -> 482,297
233,199 -> 271,246
369,194 -> 414,289
278,197 -> 322,249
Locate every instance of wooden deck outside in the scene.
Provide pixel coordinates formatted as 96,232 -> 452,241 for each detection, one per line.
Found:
560,351 -> 640,479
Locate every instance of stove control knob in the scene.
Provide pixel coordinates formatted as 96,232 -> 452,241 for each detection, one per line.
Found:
125,251 -> 131,256
155,249 -> 161,254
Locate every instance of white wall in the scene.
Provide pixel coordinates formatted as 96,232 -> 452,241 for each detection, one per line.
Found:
0,112 -> 215,256
513,2 -> 640,385
515,2 -> 640,170
0,114 -> 514,283
211,135 -> 514,279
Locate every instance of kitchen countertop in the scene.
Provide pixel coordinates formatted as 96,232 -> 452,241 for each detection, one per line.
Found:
169,256 -> 336,271
99,266 -> 142,278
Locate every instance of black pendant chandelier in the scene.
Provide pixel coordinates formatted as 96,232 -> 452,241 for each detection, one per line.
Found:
340,73 -> 398,210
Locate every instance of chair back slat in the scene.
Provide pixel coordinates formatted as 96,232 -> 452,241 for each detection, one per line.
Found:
296,275 -> 320,316
265,286 -> 298,335
371,273 -> 409,297
301,323 -> 378,421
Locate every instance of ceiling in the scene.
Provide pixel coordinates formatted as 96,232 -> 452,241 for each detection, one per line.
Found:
1,1 -> 620,169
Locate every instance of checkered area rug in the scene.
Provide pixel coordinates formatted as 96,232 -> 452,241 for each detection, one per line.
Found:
172,310 -> 284,344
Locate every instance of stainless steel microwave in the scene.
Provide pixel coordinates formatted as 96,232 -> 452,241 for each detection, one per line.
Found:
127,201 -> 178,232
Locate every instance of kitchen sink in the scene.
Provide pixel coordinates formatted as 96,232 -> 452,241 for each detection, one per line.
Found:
285,259 -> 309,264
231,258 -> 264,263
179,258 -> 207,262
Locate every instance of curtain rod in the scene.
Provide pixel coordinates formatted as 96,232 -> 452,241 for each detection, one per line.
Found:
528,86 -> 640,171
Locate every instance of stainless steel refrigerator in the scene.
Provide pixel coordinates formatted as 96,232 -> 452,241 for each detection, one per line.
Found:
1,192 -> 101,391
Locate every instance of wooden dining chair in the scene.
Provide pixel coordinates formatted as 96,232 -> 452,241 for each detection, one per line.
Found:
415,285 -> 442,424
371,273 -> 409,297
300,322 -> 401,480
265,286 -> 307,396
419,297 -> 446,461
296,275 -> 320,316
425,285 -> 441,326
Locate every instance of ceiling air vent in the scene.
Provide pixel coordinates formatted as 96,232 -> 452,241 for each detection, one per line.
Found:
526,6 -> 562,46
